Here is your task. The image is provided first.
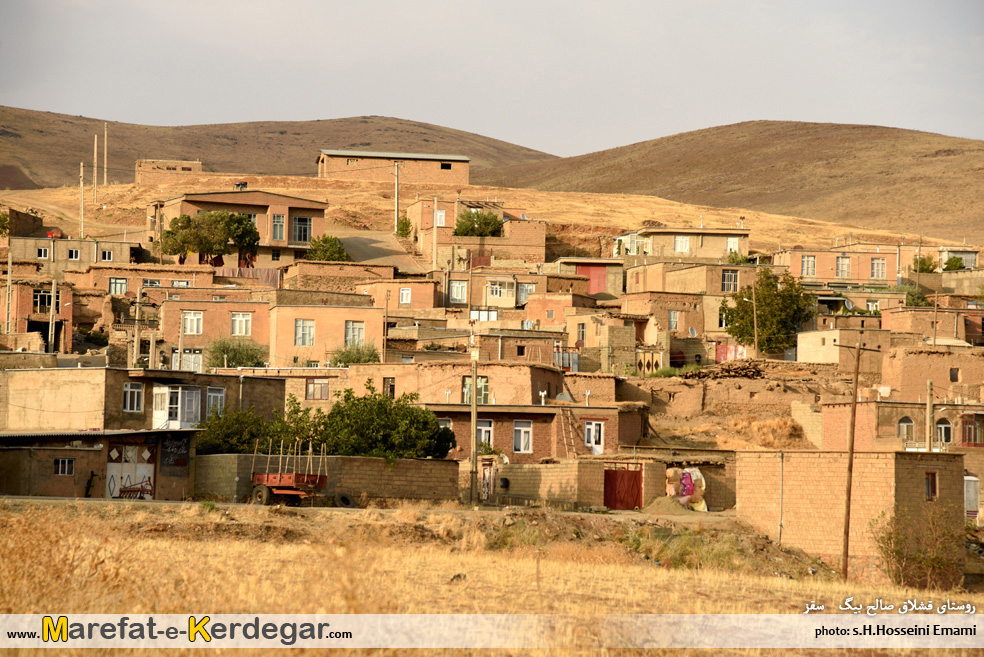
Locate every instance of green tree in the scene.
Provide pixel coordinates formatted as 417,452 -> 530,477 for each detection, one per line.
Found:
195,406 -> 272,455
721,269 -> 816,352
912,255 -> 937,273
160,211 -> 259,265
454,210 -> 503,237
942,256 -> 965,271
322,381 -> 455,459
396,216 -> 412,238
330,343 -> 380,366
0,212 -> 9,238
205,337 -> 267,369
304,234 -> 350,261
727,250 -> 751,264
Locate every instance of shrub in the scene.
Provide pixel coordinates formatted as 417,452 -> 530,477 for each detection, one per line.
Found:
205,337 -> 267,369
454,210 -> 502,237
330,343 -> 380,366
870,504 -> 963,590
396,216 -> 411,238
304,234 -> 350,262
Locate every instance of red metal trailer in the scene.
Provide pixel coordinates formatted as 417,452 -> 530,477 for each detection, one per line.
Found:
250,440 -> 328,505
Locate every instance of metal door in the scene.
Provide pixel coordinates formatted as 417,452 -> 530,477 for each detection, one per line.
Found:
604,464 -> 643,510
481,462 -> 494,501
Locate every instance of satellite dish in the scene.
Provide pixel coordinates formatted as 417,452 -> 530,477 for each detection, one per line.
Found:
521,213 -> 528,221
688,327 -> 698,338
556,393 -> 572,402
844,300 -> 854,310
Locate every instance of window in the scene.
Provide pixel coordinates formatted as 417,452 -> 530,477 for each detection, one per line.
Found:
305,360 -> 319,368
167,294 -> 181,301
718,307 -> 729,329
727,237 -> 739,253
898,417 -> 913,441
438,418 -> 452,431
434,209 -> 445,227
295,319 -> 315,346
470,309 -> 498,321
294,250 -> 307,260
347,158 -> 359,165
440,162 -> 452,170
936,419 -> 952,445
206,387 -> 225,417
67,249 -> 79,260
476,419 -> 493,446
450,281 -> 467,304
109,278 -> 127,294
271,249 -> 281,261
292,217 -> 312,243
801,255 -> 816,277
240,213 -> 257,225
866,300 -> 880,312
344,320 -> 365,346
123,382 -> 143,412
101,250 -> 113,262
142,279 -> 161,287
546,310 -> 555,320
181,387 -> 201,424
969,301 -> 983,310
870,257 -> 886,279
399,288 -> 411,304
577,323 -> 586,343
212,296 -> 227,301
584,421 -> 604,448
721,269 -> 739,293
231,312 -> 252,336
32,289 -> 59,314
668,310 -> 679,330
401,355 -> 414,363
673,235 -> 690,252
306,379 -> 330,400
963,418 -> 982,446
172,280 -> 190,288
950,368 -> 960,383
513,420 -> 532,453
54,458 -> 74,476
518,283 -> 535,305
926,471 -> 938,502
489,281 -> 505,298
462,376 -> 489,404
171,349 -> 203,371
383,377 -> 396,399
182,311 -> 203,335
272,214 -> 285,241
836,257 -> 851,278
517,345 -> 526,357
37,247 -> 48,259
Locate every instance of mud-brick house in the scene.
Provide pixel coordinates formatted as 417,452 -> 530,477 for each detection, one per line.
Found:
545,258 -> 625,298
880,307 -> 968,344
279,261 -> 397,292
329,362 -> 647,465
158,298 -> 272,371
0,428 -> 196,500
796,329 -> 890,375
737,451 -> 965,583
407,199 -> 546,266
268,304 -> 385,369
317,149 -> 469,185
0,279 -> 73,353
7,236 -> 141,279
614,226 -> 750,261
147,191 -> 331,268
880,346 -> 984,403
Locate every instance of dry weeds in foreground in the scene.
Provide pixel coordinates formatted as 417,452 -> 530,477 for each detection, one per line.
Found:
2,502 -> 982,656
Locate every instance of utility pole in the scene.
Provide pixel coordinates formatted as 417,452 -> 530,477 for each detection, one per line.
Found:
92,134 -> 98,202
103,122 -> 108,186
470,354 -> 479,505
932,292 -> 939,347
79,163 -> 84,238
393,161 -> 400,233
840,331 -> 863,580
5,246 -> 11,334
751,276 -> 760,358
47,278 -> 57,353
133,287 -> 142,369
176,312 -> 185,371
926,380 -> 934,452
382,290 -> 390,363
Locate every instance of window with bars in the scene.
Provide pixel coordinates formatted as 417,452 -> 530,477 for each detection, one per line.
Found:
721,269 -> 739,292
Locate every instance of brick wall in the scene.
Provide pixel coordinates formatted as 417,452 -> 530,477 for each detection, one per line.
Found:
495,460 -> 605,507
195,454 -> 458,502
736,451 -> 964,582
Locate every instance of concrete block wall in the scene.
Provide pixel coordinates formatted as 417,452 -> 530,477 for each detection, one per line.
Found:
330,456 -> 458,501
699,462 -> 736,510
790,401 -> 823,448
495,460 -> 605,507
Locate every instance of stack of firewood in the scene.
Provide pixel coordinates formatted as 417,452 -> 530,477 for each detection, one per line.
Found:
679,359 -> 764,380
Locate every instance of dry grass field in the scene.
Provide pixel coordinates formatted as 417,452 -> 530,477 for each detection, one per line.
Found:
3,499 -> 984,655
475,121 -> 984,246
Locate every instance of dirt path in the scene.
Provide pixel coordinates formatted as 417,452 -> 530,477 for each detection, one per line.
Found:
0,190 -> 126,238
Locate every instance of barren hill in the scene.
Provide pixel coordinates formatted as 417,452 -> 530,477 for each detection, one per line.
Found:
0,105 -> 557,189
473,121 -> 984,245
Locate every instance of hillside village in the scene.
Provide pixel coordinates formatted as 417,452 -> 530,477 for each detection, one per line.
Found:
1,146 -> 983,584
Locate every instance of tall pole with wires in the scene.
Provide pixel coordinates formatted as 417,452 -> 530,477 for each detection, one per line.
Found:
393,161 -> 400,233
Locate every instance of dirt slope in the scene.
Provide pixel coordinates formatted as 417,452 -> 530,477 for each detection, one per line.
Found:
474,121 -> 984,245
0,105 -> 557,189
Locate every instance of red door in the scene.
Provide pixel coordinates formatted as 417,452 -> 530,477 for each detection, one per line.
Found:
604,468 -> 642,510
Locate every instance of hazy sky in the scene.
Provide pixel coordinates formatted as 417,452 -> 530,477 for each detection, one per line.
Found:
2,1 -> 982,156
